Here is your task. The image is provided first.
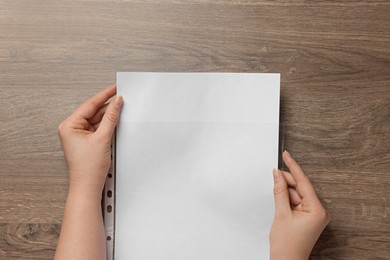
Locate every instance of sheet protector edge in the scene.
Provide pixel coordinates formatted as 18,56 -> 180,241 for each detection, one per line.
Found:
104,134 -> 115,260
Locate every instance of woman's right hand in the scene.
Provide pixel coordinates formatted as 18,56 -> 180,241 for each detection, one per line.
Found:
270,151 -> 331,260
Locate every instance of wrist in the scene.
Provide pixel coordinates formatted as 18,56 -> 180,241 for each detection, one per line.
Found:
270,245 -> 310,260
270,254 -> 309,260
67,183 -> 103,203
68,172 -> 106,201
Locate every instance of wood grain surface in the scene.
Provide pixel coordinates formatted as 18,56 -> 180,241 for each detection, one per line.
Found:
0,0 -> 389,259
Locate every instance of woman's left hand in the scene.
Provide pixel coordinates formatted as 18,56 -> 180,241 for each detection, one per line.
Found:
57,84 -> 123,197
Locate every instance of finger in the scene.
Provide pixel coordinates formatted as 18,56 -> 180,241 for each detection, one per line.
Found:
281,170 -> 297,187
89,103 -> 109,125
288,187 -> 302,207
73,84 -> 116,120
273,169 -> 291,218
92,122 -> 101,131
283,151 -> 321,203
293,203 -> 303,211
96,96 -> 123,138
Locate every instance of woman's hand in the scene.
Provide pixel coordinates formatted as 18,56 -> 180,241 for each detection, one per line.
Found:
270,151 -> 331,260
55,85 -> 123,260
58,84 -> 122,197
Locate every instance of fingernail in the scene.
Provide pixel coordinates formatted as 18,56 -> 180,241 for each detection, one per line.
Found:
284,150 -> 291,159
273,169 -> 280,182
115,95 -> 123,108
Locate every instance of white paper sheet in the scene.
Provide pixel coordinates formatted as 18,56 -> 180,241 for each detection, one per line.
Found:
114,72 -> 280,260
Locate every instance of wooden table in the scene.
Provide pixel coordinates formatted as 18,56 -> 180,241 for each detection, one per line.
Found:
0,1 -> 389,259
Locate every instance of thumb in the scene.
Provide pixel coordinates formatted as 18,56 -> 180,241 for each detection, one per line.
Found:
273,169 -> 291,218
97,96 -> 123,138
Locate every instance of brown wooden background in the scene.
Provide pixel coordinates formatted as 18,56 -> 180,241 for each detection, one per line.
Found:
0,0 -> 389,259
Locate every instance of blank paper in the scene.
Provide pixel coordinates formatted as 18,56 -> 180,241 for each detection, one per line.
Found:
114,72 -> 280,260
